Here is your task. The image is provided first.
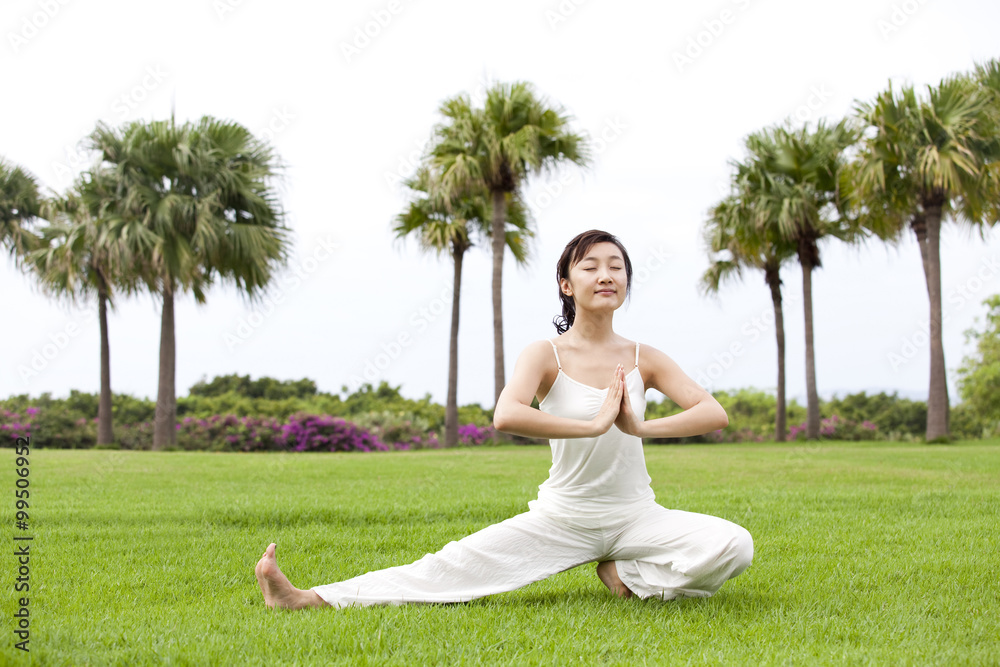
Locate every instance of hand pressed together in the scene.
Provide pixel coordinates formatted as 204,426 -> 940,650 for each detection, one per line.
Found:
613,371 -> 645,437
588,365 -> 645,438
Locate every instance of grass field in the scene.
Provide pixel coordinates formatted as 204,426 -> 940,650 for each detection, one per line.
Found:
2,441 -> 998,666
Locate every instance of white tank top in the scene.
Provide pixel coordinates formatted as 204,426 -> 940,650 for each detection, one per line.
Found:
530,340 -> 655,523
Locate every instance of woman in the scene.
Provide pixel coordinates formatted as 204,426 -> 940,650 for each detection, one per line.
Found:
255,229 -> 753,609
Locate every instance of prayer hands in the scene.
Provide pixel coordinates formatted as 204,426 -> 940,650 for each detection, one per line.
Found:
590,365 -> 644,437
591,364 -> 625,435
614,372 -> 644,437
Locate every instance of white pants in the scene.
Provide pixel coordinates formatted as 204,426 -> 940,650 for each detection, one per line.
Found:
311,502 -> 753,607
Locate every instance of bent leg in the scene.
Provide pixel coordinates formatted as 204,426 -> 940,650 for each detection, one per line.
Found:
604,504 -> 753,600
312,511 -> 601,608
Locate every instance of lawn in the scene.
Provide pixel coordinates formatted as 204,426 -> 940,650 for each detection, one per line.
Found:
2,441 -> 998,666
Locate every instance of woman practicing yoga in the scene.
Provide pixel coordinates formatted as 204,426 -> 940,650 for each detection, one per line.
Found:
255,229 -> 753,609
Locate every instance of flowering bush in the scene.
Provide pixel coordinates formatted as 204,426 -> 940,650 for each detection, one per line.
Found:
1,408 -> 34,441
116,421 -> 154,450
458,423 -> 498,446
789,414 -> 880,441
278,413 -> 388,453
0,403 -> 501,452
1,406 -> 99,448
351,410 -> 437,449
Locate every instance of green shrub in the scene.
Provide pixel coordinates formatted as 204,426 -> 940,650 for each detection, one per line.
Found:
187,373 -> 318,399
351,410 -> 440,449
822,392 -> 925,438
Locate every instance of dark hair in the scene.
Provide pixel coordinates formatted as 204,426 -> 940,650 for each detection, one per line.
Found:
553,229 -> 633,334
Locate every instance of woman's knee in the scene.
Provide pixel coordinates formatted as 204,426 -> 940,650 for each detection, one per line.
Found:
727,525 -> 754,575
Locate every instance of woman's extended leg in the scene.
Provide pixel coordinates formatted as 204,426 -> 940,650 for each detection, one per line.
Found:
601,503 -> 753,600
311,510 -> 604,608
257,510 -> 604,609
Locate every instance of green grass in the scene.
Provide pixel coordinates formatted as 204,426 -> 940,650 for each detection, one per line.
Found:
2,441 -> 999,666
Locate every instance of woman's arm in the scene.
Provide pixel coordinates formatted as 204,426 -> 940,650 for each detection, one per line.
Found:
615,345 -> 728,439
493,340 -> 625,439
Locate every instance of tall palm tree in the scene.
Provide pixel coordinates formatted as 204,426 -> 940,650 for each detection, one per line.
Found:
1,157 -> 42,260
854,69 -> 997,440
971,59 -> 1000,231
740,120 -> 859,440
432,82 -> 589,403
394,165 -> 531,447
701,194 -> 797,441
27,171 -> 143,445
88,116 -> 290,449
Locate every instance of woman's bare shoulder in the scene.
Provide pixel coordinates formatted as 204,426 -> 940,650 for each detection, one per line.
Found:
511,339 -> 561,372
635,342 -> 674,363
635,342 -> 686,380
523,338 -> 557,356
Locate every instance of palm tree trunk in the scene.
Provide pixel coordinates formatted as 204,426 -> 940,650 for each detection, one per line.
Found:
445,243 -> 465,448
800,254 -> 820,440
924,202 -> 949,440
910,213 -> 931,296
153,282 -> 177,449
491,189 -> 507,404
97,286 -> 113,446
765,266 -> 787,442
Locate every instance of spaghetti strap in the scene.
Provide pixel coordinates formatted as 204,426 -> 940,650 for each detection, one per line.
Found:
548,340 -> 562,370
634,343 -> 640,368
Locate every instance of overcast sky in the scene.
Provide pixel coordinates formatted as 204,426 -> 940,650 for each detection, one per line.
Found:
2,0 -> 999,410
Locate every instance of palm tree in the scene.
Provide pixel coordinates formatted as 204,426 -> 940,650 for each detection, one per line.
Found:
1,157 -> 42,260
27,171 -> 143,445
701,194 -> 797,441
88,116 -> 290,449
853,69 -> 998,440
740,120 -> 859,440
971,59 -> 1000,233
394,165 -> 531,447
432,82 -> 589,403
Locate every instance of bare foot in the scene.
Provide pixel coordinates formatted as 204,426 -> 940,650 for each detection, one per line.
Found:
254,543 -> 328,609
596,560 -> 634,599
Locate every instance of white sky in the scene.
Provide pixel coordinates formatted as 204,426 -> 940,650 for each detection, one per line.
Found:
2,0 -> 999,409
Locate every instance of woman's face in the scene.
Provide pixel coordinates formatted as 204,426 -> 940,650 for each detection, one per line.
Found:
561,242 -> 628,312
